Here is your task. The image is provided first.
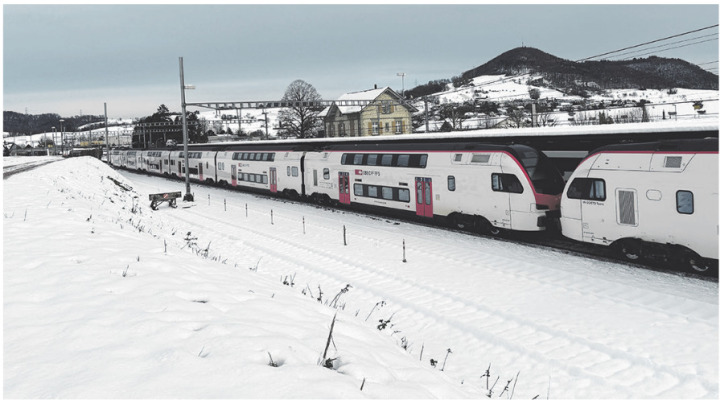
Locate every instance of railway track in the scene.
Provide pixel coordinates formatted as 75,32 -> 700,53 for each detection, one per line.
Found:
3,159 -> 60,179
117,167 -> 717,282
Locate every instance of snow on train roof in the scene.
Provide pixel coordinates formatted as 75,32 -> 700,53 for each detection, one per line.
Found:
188,119 -> 718,149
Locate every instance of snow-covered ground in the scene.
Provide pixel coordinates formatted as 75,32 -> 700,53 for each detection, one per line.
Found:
3,157 -> 718,398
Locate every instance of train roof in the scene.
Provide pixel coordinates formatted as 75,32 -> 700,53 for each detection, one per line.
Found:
587,137 -> 718,156
134,119 -> 718,153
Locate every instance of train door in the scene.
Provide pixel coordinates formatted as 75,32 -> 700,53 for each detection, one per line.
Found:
178,160 -> 183,178
338,172 -> 351,204
199,162 -> 204,181
231,165 -> 237,186
416,177 -> 433,217
269,167 -> 278,193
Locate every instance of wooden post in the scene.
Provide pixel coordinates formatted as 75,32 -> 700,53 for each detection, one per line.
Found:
403,239 -> 407,263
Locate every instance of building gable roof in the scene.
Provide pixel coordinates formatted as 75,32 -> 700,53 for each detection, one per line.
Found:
319,86 -> 415,117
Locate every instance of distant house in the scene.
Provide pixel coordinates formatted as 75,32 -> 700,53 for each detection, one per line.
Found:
319,86 -> 417,137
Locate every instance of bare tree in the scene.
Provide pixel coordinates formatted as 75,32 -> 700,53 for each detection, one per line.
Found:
277,79 -> 323,138
504,107 -> 527,128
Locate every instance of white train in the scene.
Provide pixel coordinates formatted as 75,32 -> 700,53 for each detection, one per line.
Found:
560,138 -> 718,272
111,140 -> 565,234
109,131 -> 718,274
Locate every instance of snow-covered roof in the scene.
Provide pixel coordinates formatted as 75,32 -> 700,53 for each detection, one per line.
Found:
319,87 -> 395,117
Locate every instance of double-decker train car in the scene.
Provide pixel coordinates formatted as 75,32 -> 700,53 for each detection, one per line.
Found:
167,150 -> 217,183
560,138 -> 718,272
143,150 -> 171,175
304,142 -> 565,233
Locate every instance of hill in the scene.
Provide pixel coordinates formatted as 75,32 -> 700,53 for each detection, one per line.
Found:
407,47 -> 717,99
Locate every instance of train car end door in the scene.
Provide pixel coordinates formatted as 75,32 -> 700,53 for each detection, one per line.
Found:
269,167 -> 278,193
415,177 -> 433,217
231,165 -> 237,186
338,172 -> 351,204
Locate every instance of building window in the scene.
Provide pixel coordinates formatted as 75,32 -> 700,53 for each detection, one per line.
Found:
677,190 -> 694,214
372,122 -> 379,135
385,122 -> 390,133
395,120 -> 403,134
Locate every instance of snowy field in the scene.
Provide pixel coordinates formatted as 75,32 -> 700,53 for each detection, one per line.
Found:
3,156 -> 718,398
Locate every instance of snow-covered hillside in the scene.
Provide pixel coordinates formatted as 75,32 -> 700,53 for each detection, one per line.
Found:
3,157 -> 718,398
413,74 -> 718,131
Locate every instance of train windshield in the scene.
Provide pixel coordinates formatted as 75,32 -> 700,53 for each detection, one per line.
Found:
514,147 -> 565,195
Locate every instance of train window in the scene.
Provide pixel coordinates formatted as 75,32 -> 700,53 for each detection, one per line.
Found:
398,189 -> 410,202
676,191 -> 694,214
492,173 -> 524,194
381,154 -> 393,166
397,155 -> 410,167
269,153 -> 275,162
323,168 -> 330,180
292,167 -> 299,177
287,166 -> 291,176
419,154 -> 428,168
567,178 -> 605,201
354,184 -> 364,196
354,154 -> 364,165
341,154 -> 348,164
368,186 -> 379,198
448,176 -> 456,191
454,154 -> 463,162
262,175 -> 268,184
382,187 -> 393,200
367,154 -> 379,166
471,154 -> 490,164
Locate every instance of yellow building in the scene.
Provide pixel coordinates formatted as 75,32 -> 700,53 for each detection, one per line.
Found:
319,86 -> 416,137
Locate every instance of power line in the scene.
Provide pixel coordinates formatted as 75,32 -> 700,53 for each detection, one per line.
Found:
577,24 -> 718,62
604,33 -> 718,60
619,38 -> 719,61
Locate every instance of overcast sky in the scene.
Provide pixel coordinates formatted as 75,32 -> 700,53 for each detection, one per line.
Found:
3,3 -> 718,120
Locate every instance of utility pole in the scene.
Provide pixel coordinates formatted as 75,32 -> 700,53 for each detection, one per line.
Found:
104,103 -> 110,164
179,56 -> 195,202
59,119 -> 65,156
262,109 -> 269,140
237,108 -> 242,137
424,98 -> 429,133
